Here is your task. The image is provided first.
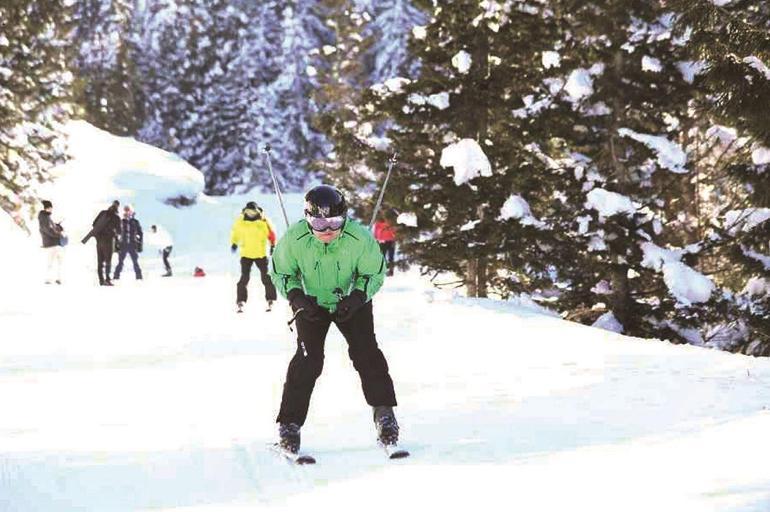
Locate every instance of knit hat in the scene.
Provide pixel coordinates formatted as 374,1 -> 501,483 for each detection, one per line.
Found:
42,200 -> 52,209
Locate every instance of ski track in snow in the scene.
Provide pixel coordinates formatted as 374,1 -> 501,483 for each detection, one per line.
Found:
1,271 -> 770,511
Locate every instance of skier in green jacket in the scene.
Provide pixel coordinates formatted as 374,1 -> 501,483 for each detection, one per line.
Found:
270,185 -> 399,455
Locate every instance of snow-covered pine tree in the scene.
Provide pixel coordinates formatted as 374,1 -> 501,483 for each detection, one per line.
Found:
327,0 -> 570,298
528,2 -> 713,340
365,0 -> 426,85
0,0 -> 72,226
670,0 -> 770,353
313,1 -> 381,200
71,0 -> 141,135
252,2 -> 333,192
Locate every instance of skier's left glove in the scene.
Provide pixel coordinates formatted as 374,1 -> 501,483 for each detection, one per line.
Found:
269,245 -> 275,256
335,290 -> 367,323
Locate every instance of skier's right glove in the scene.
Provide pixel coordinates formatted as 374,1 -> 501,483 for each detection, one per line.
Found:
287,289 -> 323,323
231,243 -> 238,253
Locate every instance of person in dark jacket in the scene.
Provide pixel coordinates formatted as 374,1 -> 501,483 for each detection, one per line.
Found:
113,204 -> 143,280
38,200 -> 64,284
83,200 -> 121,286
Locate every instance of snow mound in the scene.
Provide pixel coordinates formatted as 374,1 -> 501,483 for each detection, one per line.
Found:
592,312 -> 624,333
498,194 -> 543,227
440,138 -> 493,186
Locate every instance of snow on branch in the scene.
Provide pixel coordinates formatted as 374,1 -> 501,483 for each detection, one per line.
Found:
617,128 -> 687,173
440,138 -> 492,186
585,188 -> 636,217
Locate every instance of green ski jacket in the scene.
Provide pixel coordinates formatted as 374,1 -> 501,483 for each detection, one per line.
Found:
269,219 -> 387,312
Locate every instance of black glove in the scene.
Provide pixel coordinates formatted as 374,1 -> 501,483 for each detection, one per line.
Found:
335,290 -> 367,323
288,289 -> 323,323
231,243 -> 238,253
269,245 -> 275,256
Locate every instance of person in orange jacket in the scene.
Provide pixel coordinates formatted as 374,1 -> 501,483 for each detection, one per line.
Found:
230,201 -> 277,312
373,216 -> 397,276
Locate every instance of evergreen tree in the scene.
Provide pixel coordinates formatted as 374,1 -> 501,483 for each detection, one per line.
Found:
365,0 -> 426,84
71,0 -> 141,135
670,0 -> 770,353
0,0 -> 72,226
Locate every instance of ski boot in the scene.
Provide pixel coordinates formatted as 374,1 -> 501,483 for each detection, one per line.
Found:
237,301 -> 244,313
266,300 -> 274,312
278,422 -> 301,454
373,406 -> 399,447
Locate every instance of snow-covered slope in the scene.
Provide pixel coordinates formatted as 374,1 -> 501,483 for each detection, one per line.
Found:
2,123 -> 770,511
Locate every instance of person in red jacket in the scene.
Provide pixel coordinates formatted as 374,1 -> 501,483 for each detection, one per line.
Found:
373,216 -> 397,276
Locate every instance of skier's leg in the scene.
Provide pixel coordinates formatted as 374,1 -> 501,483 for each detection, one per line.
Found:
236,257 -> 252,303
114,245 -> 127,279
53,246 -> 63,282
44,247 -> 56,283
129,246 -> 142,279
276,311 -> 332,426
96,243 -> 105,284
162,247 -> 172,273
255,257 -> 277,301
336,302 -> 397,407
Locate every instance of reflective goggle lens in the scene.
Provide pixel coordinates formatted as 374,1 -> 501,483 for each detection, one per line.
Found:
306,214 -> 345,232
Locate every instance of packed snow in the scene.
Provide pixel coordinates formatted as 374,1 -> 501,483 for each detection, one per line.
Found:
3,123 -> 770,512
618,128 -> 687,173
440,138 -> 493,186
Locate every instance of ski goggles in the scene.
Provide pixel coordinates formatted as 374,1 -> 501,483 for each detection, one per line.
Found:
305,214 -> 346,232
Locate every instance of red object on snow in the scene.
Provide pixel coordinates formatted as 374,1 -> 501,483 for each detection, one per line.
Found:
194,266 -> 206,277
374,220 -> 397,242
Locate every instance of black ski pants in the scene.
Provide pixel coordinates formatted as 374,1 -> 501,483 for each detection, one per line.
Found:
96,237 -> 114,284
276,301 -> 397,426
162,246 -> 173,273
237,257 -> 277,303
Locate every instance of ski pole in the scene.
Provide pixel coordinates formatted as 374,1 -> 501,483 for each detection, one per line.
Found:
264,144 -> 290,229
369,153 -> 398,229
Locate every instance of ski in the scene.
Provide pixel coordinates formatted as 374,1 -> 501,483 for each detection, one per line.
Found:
381,443 -> 410,459
270,443 -> 316,465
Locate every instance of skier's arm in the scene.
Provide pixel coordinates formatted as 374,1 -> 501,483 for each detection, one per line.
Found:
352,233 -> 386,301
269,237 -> 302,299
39,216 -> 60,239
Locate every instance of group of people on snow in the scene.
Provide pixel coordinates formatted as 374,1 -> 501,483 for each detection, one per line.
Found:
37,185 -> 404,454
38,199 -> 174,286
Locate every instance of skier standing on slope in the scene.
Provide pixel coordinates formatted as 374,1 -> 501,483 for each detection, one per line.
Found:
146,224 -> 174,277
269,185 -> 399,455
38,199 -> 64,284
373,214 -> 397,276
82,200 -> 121,286
231,201 -> 277,312
113,204 -> 144,281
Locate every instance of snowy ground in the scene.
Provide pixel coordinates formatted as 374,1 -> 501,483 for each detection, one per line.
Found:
2,123 -> 770,511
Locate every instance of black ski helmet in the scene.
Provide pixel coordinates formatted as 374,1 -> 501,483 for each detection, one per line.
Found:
304,185 -> 347,218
